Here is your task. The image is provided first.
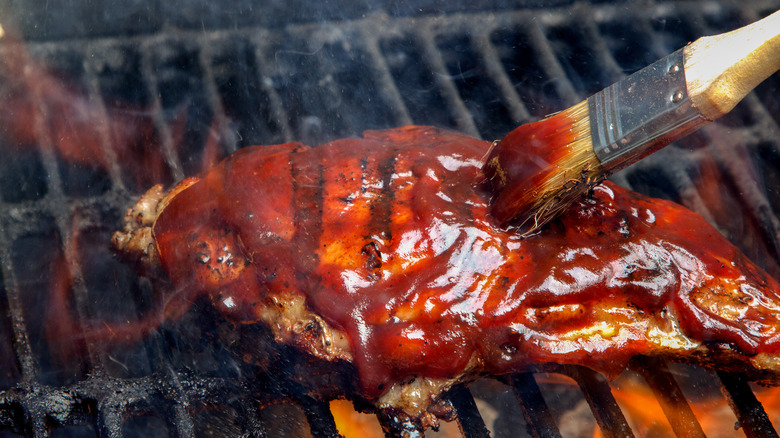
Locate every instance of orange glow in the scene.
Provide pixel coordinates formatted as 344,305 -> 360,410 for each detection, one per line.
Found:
1,31 -> 228,359
330,400 -> 384,438
535,372 -> 580,387
602,372 -> 765,438
686,391 -> 743,438
329,377 -> 780,438
608,376 -> 675,437
329,399 -> 463,437
0,32 -> 225,189
754,386 -> 780,427
8,23 -> 780,438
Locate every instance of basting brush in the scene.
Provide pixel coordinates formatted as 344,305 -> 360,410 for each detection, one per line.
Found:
483,9 -> 780,235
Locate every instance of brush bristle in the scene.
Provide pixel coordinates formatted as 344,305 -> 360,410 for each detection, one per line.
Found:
482,100 -> 604,235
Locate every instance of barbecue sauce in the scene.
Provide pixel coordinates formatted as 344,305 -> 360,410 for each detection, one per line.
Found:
151,125 -> 780,399
482,108 -> 582,223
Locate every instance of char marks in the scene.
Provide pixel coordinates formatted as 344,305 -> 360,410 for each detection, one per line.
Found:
360,155 -> 369,194
366,146 -> 397,244
291,147 -> 324,270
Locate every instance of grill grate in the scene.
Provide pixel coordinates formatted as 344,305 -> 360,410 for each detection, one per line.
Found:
630,357 -> 707,438
1,1 -> 780,436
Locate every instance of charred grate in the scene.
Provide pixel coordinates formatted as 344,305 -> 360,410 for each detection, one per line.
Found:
1,1 -> 780,436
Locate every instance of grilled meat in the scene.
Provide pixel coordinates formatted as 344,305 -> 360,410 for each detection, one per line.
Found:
113,125 -> 780,427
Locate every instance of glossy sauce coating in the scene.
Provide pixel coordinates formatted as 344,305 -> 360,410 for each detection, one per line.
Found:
152,125 -> 780,399
482,109 -> 580,223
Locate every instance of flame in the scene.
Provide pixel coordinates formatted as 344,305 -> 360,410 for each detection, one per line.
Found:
330,400 -> 385,438
44,214 -> 183,357
1,29 -> 229,355
329,373 -> 717,438
754,386 -> 780,427
44,250 -> 87,367
601,372 -> 770,438
329,399 -> 462,437
686,392 -> 743,438
0,30 -> 226,189
606,376 -> 679,438
7,20 -> 780,438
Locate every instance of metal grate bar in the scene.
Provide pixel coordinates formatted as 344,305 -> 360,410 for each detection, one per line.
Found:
415,25 -> 480,138
237,397 -> 268,438
169,403 -> 195,438
96,399 -> 123,438
357,29 -> 414,127
29,402 -> 46,438
298,396 -> 343,438
80,40 -> 128,192
138,37 -> 185,183
663,159 -> 719,225
524,20 -> 580,107
570,8 -> 624,88
470,29 -> 530,125
0,230 -> 37,382
718,371 -> 780,438
0,44 -> 67,387
631,357 -> 706,438
560,365 -> 635,438
1,2 -> 780,436
249,32 -> 295,144
509,373 -> 563,438
449,385 -> 491,438
196,33 -> 237,156
705,112 -> 780,261
691,6 -> 780,267
29,45 -> 110,375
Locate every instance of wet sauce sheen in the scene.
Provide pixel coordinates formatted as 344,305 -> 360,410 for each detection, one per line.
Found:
152,125 -> 780,399
482,110 -> 580,224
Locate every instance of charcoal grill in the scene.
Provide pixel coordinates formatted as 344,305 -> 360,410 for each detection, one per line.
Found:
1,0 -> 780,436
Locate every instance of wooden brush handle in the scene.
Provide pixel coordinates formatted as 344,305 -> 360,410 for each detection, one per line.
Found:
684,9 -> 780,120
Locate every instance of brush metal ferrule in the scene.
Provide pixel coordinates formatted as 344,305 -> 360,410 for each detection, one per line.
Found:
588,49 -> 708,172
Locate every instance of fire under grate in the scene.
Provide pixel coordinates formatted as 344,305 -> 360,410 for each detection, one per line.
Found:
1,1 -> 780,436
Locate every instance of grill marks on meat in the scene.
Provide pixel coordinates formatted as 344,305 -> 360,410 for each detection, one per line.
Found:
307,128 -> 507,396
292,146 -> 324,260
114,125 -> 780,423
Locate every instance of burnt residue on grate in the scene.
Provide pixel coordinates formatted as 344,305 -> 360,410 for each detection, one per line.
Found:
1,1 -> 780,436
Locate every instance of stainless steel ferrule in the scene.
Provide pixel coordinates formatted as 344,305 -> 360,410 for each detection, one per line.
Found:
588,49 -> 709,172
